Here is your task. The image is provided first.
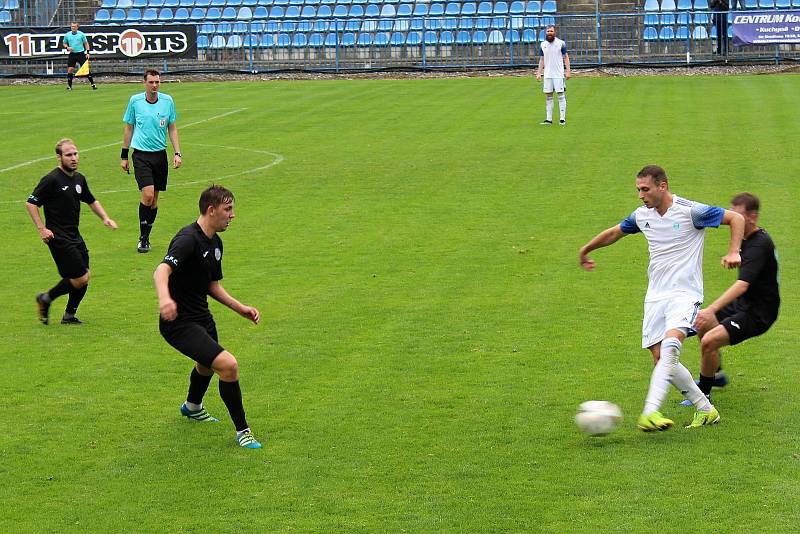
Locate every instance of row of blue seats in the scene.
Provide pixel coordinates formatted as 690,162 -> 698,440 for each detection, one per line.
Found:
196,16 -> 555,33
646,0 -> 800,9
104,0 -> 557,9
199,27 -> 553,47
96,4 -> 556,22
643,25 -> 733,40
0,0 -> 18,9
645,12 -> 710,25
0,9 -> 12,24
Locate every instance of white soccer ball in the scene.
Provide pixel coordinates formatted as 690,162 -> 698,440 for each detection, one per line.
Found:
575,401 -> 623,436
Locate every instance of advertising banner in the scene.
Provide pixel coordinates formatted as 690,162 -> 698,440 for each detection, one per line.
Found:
0,25 -> 197,60
731,10 -> 800,46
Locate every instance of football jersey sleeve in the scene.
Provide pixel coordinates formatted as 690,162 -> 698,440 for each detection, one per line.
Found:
79,176 -> 96,205
620,211 -> 641,234
690,202 -> 725,229
168,99 -> 177,125
123,96 -> 136,125
27,175 -> 53,206
162,232 -> 195,271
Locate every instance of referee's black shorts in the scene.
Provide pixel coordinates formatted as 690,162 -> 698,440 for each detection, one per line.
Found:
132,149 -> 169,191
48,236 -> 89,279
160,317 -> 225,369
67,51 -> 87,70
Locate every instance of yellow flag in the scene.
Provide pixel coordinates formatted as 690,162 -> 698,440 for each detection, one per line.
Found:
75,59 -> 90,77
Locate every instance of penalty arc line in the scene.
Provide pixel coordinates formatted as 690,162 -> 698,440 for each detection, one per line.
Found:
0,108 -> 248,174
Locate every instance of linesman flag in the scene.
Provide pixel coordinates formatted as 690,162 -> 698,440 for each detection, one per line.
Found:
75,59 -> 90,77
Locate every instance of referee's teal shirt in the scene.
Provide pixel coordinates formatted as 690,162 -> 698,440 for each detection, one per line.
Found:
123,93 -> 177,152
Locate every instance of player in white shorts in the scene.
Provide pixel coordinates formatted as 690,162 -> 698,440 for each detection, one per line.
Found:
579,165 -> 745,431
536,25 -> 570,125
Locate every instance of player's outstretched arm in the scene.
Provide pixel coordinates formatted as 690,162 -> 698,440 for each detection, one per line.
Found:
208,281 -> 260,324
578,224 -> 626,271
720,209 -> 745,269
26,202 -> 54,243
89,200 -> 118,229
154,263 -> 178,321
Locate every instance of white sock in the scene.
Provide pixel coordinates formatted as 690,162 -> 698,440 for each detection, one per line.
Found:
546,94 -> 554,121
557,93 -> 566,120
185,401 -> 202,411
236,427 -> 251,437
643,337 -> 681,415
671,363 -> 713,412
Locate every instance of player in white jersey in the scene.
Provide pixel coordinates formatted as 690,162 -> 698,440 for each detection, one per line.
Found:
578,165 -> 745,431
536,25 -> 570,125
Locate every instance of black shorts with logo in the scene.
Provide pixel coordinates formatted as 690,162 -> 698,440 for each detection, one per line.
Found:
67,51 -> 87,70
48,237 -> 89,279
715,302 -> 775,346
160,317 -> 224,368
132,149 -> 169,191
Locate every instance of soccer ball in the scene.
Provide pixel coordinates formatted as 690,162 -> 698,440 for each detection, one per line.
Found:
575,401 -> 623,436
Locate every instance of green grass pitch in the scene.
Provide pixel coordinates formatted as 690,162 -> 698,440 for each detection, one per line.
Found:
1,74 -> 799,532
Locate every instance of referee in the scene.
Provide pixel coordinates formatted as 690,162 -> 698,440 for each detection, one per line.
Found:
692,192 -> 780,397
26,139 -> 117,325
120,68 -> 182,254
63,22 -> 96,91
154,185 -> 262,449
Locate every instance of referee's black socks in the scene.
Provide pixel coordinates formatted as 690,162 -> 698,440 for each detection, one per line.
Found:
139,203 -> 159,239
65,284 -> 87,316
67,72 -> 73,88
47,278 -> 73,302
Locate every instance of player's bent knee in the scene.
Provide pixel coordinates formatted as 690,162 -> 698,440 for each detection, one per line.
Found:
212,351 -> 239,380
71,271 -> 90,287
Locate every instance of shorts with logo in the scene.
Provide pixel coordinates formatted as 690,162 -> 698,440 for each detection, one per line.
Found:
67,52 -> 87,70
132,149 -> 169,191
641,297 -> 701,348
543,78 -> 566,93
48,236 -> 89,279
160,317 -> 224,368
715,302 -> 775,346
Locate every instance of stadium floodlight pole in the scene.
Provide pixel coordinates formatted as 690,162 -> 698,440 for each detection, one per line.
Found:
595,0 -> 602,65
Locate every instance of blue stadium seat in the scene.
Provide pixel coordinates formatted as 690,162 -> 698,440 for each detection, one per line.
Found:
541,15 -> 554,25
322,32 -> 337,46
429,17 -> 443,29
219,6 -> 234,19
298,19 -> 313,31
445,2 -> 460,15
525,0 -> 541,12
440,30 -> 454,43
332,4 -> 346,17
313,19 -> 328,31
472,30 -> 487,43
345,19 -> 360,30
644,13 -> 658,25
238,6 -> 252,18
269,5 -> 283,17
341,32 -> 356,46
317,5 -> 331,17
111,8 -> 126,21
791,0 -> 800,7
206,6 -> 221,19
661,13 -> 675,25
243,34 -> 259,47
488,29 -> 503,42
505,29 -> 520,42
524,16 -> 538,28
374,32 -> 390,46
676,12 -> 689,25
273,0 -> 288,5
365,4 -> 378,16
118,0 -> 132,8
477,1 -> 492,14
178,0 -> 193,7
253,5 -> 267,17
292,33 -> 307,46
210,35 -> 225,48
397,4 -> 412,16
659,26 -> 675,39
285,5 -> 300,17
216,22 -> 232,33
281,20 -> 295,31
209,0 -> 224,5
677,0 -> 692,9
275,33 -> 290,47
460,16 -> 475,29
380,4 -> 395,16
510,15 -> 523,28
232,21 -> 247,32
509,0 -> 524,14
492,16 -> 505,29
694,13 -> 709,24
775,0 -> 790,7
101,0 -> 116,8
198,21 -> 215,32
300,5 -> 315,17
424,30 -> 437,44
521,28 -> 536,42
406,31 -> 421,44
361,18 -> 377,31
357,32 -> 372,46
676,25 -> 689,39
228,0 -> 242,6
759,0 -> 775,7
455,29 -> 471,43
95,9 -> 111,22
644,0 -> 659,10
384,31 -> 400,45
226,35 -> 242,48
411,17 -> 424,30
643,26 -> 657,40
197,35 -> 209,48
161,0 -> 177,7
494,1 -> 509,14
660,0 -> 676,10
541,0 -> 556,13
260,33 -> 275,47
444,16 -> 458,29
190,7 -> 205,20
173,6 -> 189,20
692,26 -> 708,39
377,18 -> 392,30
309,32 -> 324,47
142,6 -> 158,19
195,0 -> 209,5
694,0 -> 708,7
133,0 -> 148,7
475,16 -> 490,29
461,2 -> 476,15
430,3 -> 444,16
413,3 -> 427,15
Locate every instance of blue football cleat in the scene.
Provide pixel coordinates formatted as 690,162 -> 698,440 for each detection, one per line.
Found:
237,430 -> 262,449
694,371 -> 729,389
180,403 -> 219,422
680,394 -> 712,408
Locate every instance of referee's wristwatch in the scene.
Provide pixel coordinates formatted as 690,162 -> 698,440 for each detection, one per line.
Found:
174,152 -> 182,157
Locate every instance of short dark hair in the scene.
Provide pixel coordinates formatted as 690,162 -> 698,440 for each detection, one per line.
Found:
55,138 -> 75,155
546,24 -> 555,30
637,165 -> 668,186
144,68 -> 160,79
731,192 -> 759,212
199,185 -> 234,214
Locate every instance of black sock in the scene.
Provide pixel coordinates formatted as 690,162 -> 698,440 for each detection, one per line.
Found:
48,278 -> 73,301
148,206 -> 158,226
698,374 -> 715,396
139,203 -> 150,239
88,75 -> 95,85
187,368 -> 213,406
67,72 -> 73,88
219,380 -> 248,431
65,284 -> 88,315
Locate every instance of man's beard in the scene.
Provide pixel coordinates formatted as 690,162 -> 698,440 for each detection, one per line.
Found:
546,35 -> 555,42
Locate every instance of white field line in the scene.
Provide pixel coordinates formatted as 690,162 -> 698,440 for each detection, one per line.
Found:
0,108 -> 247,174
